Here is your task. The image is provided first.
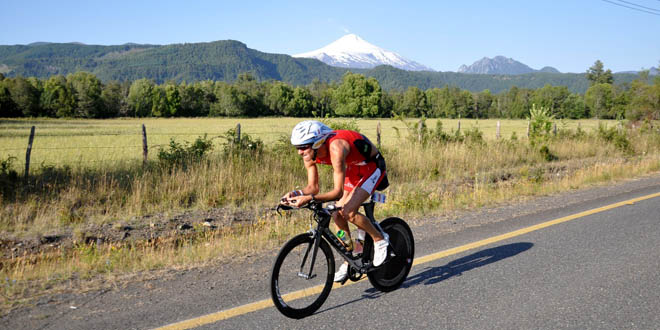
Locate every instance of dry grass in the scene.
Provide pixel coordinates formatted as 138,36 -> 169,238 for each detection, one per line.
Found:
1,117 -> 660,311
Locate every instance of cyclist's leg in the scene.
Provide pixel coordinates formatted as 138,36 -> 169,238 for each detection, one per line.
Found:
340,163 -> 386,242
340,187 -> 384,242
332,190 -> 351,235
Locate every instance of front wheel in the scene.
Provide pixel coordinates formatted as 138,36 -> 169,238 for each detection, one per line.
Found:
270,233 -> 335,319
367,217 -> 415,292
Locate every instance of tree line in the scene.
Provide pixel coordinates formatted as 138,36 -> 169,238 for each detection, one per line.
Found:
1,61 -> 658,121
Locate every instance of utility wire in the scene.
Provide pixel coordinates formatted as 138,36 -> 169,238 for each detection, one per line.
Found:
614,0 -> 660,12
602,0 -> 660,15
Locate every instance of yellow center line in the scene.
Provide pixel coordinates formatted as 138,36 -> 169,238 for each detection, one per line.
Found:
154,191 -> 660,330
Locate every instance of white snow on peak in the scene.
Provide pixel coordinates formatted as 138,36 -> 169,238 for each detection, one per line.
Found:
293,34 -> 433,72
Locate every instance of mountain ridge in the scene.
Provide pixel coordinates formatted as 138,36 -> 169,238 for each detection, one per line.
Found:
459,56 -> 561,75
0,40 -> 644,94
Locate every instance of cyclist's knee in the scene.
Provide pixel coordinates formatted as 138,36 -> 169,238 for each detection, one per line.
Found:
341,209 -> 360,224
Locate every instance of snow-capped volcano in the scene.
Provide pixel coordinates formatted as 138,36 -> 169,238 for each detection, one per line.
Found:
293,34 -> 433,71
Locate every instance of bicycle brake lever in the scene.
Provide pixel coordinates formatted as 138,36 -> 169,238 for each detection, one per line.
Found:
276,204 -> 294,216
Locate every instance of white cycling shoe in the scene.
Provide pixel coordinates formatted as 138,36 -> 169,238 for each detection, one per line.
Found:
372,233 -> 390,267
334,262 -> 349,282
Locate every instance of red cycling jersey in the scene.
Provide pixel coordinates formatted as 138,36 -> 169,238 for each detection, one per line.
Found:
315,130 -> 386,193
315,130 -> 371,166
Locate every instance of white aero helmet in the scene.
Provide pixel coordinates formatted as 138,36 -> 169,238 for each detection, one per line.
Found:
291,120 -> 333,149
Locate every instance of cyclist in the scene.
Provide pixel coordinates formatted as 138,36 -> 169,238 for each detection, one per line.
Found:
282,120 -> 390,282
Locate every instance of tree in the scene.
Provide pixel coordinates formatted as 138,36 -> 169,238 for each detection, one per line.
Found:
333,72 -> 382,117
0,79 -> 20,117
400,86 -> 427,117
150,85 -> 168,117
287,87 -> 313,117
179,82 -> 205,117
426,86 -> 458,118
128,79 -> 154,117
41,75 -> 75,117
9,77 -> 41,117
499,86 -> 533,118
67,72 -> 103,118
164,82 -> 181,116
560,93 -> 587,119
100,81 -> 124,118
625,77 -> 660,121
531,84 -> 570,118
266,81 -> 293,116
307,79 -> 334,117
586,60 -> 613,86
455,90 -> 475,118
475,89 -> 495,118
584,83 -> 614,119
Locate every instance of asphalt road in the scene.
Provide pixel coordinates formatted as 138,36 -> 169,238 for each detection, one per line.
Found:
5,176 -> 660,330
194,187 -> 660,329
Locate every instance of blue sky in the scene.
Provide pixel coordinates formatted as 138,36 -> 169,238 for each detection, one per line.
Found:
2,0 -> 659,73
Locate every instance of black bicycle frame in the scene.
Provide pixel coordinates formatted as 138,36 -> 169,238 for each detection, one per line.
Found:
298,201 -> 384,279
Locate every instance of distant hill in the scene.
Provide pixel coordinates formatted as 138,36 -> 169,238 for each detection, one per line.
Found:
458,56 -> 560,75
539,66 -> 560,73
617,67 -> 658,76
0,41 -> 346,85
0,41 -> 641,93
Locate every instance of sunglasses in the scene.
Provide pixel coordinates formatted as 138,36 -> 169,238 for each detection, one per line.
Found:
295,144 -> 312,151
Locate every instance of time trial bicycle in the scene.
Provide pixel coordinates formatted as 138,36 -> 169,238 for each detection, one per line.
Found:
270,194 -> 414,319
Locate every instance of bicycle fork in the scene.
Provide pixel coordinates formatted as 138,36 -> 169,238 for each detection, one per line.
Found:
297,230 -> 320,280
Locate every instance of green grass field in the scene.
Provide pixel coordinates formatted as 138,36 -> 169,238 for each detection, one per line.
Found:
0,117 -> 605,170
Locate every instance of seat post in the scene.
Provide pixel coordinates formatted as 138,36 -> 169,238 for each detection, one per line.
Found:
363,201 -> 376,223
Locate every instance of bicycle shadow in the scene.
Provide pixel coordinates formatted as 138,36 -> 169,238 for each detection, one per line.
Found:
316,242 -> 533,315
401,242 -> 534,288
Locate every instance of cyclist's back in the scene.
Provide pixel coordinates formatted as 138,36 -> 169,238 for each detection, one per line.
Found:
315,130 -> 376,166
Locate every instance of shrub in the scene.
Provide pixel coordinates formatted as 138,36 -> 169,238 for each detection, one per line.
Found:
0,156 -> 19,199
462,125 -> 485,145
157,135 -> 214,168
221,128 -> 263,155
539,145 -> 558,161
321,117 -> 361,132
528,104 -> 554,146
596,123 -> 633,154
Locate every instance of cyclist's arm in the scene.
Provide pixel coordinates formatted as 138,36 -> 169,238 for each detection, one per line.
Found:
313,139 -> 347,202
300,157 -> 319,195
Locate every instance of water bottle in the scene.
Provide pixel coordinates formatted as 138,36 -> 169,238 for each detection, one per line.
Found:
336,229 -> 353,252
352,229 -> 365,256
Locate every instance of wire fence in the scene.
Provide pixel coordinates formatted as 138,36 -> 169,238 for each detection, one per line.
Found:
2,119 -> 556,177
0,123 -> 302,179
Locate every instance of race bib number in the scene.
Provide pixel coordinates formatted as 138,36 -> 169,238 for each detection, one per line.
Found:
371,192 -> 386,203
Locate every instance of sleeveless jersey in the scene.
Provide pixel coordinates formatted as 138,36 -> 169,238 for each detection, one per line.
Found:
315,130 -> 373,166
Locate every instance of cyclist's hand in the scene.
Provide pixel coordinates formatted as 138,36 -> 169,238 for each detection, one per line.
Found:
288,195 -> 312,208
281,190 -> 303,204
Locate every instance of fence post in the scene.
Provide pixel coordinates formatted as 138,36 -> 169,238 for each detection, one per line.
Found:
377,122 -> 381,148
24,126 -> 35,184
496,121 -> 501,139
457,120 -> 461,133
236,123 -> 241,145
142,124 -> 148,166
553,123 -> 557,136
526,120 -> 530,138
418,120 -> 423,143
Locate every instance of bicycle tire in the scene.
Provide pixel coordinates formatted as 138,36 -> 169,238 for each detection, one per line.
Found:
367,217 -> 415,292
270,233 -> 335,319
